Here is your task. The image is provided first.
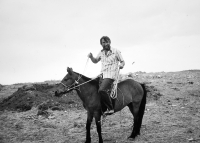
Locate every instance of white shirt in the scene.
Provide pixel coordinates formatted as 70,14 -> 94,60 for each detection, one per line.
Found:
96,47 -> 124,79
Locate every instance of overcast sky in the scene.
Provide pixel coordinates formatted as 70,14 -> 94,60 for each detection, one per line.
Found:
0,0 -> 200,85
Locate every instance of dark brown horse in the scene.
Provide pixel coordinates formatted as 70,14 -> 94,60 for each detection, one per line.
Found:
55,67 -> 146,143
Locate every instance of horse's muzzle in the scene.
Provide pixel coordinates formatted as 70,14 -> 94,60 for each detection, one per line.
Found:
54,88 -> 64,97
54,90 -> 59,97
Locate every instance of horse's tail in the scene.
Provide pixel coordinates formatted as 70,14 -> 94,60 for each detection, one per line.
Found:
138,83 -> 147,123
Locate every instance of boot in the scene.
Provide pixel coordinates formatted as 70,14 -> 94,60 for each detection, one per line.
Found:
104,109 -> 114,115
102,91 -> 114,115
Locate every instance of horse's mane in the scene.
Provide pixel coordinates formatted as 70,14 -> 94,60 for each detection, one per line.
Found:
74,72 -> 100,88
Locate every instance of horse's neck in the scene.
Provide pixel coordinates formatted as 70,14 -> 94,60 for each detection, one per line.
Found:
75,77 -> 96,102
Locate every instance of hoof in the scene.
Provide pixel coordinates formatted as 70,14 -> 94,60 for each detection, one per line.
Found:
127,136 -> 135,141
128,136 -> 134,139
128,134 -> 137,140
128,132 -> 140,139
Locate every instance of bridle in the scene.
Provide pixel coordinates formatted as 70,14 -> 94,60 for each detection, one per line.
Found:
60,75 -> 82,92
60,57 -> 90,92
59,57 -> 102,93
60,74 -> 101,92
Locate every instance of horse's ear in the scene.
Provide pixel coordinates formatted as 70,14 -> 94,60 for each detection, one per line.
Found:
67,67 -> 73,75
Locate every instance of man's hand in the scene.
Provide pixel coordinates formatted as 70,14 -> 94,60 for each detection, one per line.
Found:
119,61 -> 125,69
88,53 -> 93,58
119,65 -> 124,69
88,53 -> 100,63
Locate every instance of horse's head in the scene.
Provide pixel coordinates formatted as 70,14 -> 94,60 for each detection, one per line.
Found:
54,67 -> 79,97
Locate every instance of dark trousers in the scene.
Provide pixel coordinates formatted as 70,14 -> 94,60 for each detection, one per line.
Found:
98,78 -> 114,110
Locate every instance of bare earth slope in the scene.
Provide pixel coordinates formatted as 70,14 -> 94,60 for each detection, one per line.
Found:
0,70 -> 200,143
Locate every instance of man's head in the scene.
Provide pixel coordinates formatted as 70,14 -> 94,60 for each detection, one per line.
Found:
100,36 -> 111,50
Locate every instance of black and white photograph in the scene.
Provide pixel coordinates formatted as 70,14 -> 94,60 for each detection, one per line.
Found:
0,0 -> 200,142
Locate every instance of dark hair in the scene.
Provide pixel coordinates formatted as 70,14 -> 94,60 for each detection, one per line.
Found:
100,36 -> 111,45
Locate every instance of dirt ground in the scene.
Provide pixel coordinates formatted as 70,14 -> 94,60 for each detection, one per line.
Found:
0,70 -> 200,143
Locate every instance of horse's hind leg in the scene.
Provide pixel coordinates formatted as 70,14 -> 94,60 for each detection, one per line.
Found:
127,102 -> 140,139
94,111 -> 103,143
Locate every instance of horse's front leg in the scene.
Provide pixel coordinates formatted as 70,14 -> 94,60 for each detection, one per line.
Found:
85,111 -> 94,143
94,111 -> 103,143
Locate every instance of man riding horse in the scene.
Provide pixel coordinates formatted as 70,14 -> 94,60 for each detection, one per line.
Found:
88,36 -> 125,114
55,37 -> 146,142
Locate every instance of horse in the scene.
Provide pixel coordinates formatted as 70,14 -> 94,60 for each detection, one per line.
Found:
55,67 -> 147,143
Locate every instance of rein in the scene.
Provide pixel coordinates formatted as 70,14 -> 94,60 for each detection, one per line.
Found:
60,75 -> 100,92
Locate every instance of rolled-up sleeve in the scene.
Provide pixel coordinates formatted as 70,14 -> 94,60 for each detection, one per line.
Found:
116,50 -> 124,62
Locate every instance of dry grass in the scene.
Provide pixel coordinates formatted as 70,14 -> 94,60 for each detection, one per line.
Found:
0,70 -> 200,143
